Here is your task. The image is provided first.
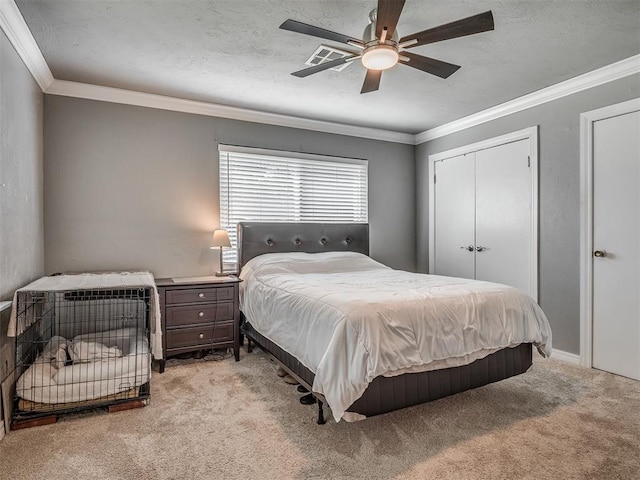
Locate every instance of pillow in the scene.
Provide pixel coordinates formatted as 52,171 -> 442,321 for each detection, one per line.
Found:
244,251 -> 389,276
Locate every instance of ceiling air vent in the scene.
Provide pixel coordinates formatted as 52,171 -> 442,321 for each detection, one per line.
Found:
305,45 -> 353,72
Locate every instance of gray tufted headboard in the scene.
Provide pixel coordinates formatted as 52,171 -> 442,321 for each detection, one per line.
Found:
237,222 -> 369,270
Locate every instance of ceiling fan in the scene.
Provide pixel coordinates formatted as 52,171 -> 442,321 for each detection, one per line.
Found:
280,0 -> 494,94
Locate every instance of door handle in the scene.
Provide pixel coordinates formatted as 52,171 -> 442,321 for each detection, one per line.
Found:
460,245 -> 474,252
593,250 -> 607,258
476,246 -> 486,252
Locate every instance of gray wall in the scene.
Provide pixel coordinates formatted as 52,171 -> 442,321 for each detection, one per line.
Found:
416,74 -> 640,355
0,30 -> 44,422
44,96 -> 416,278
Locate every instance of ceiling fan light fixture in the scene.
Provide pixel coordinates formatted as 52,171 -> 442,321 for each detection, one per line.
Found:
361,45 -> 399,70
281,4 -> 495,93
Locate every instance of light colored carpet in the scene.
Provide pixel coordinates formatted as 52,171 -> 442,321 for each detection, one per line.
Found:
0,350 -> 638,480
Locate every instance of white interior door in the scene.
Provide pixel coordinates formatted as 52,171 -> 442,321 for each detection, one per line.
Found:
592,109 -> 640,380
429,127 -> 538,299
433,154 -> 475,278
475,139 -> 532,293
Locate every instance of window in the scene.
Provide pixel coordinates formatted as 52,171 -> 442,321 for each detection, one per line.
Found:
219,145 -> 368,264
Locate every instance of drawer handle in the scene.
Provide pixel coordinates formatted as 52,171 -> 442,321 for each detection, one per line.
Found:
199,333 -> 204,339
198,293 -> 205,298
198,311 -> 204,317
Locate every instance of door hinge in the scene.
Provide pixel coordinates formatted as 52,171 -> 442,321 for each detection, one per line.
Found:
527,156 -> 531,168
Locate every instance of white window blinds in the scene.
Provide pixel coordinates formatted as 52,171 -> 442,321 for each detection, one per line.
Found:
219,145 -> 368,263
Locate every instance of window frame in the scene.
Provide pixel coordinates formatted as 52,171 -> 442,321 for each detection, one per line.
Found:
218,144 -> 368,266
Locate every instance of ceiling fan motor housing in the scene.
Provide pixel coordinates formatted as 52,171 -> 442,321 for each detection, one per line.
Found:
361,16 -> 400,71
362,20 -> 399,45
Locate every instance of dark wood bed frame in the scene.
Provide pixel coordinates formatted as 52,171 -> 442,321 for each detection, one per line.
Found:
237,222 -> 533,424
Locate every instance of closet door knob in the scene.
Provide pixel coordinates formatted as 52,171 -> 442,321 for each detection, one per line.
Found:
476,246 -> 486,252
594,250 -> 607,258
460,245 -> 474,252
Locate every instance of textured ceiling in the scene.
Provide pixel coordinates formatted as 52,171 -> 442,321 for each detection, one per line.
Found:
16,0 -> 640,134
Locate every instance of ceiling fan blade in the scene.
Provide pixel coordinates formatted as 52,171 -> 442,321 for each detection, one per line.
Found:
280,19 -> 364,47
361,69 -> 382,94
375,0 -> 406,40
399,52 -> 461,78
399,11 -> 494,48
292,55 -> 360,78
399,52 -> 460,78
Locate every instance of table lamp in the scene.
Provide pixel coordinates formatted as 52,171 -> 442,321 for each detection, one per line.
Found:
211,229 -> 231,276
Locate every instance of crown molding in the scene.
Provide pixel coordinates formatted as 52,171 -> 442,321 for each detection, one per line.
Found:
0,0 -> 411,145
2,0 -> 637,147
0,0 -> 53,91
416,54 -> 640,144
45,79 -> 416,145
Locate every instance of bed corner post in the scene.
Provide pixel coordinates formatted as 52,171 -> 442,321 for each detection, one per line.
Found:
317,400 -> 326,425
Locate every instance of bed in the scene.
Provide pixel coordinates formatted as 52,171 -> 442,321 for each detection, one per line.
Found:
238,222 -> 552,423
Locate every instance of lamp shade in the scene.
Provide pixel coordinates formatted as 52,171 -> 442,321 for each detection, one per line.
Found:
211,229 -> 231,248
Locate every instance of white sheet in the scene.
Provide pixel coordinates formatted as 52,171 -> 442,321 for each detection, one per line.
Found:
240,251 -> 552,422
7,272 -> 163,359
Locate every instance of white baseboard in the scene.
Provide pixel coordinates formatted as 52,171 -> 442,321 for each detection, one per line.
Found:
552,349 -> 581,365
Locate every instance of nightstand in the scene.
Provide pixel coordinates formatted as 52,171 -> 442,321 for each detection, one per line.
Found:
155,276 -> 241,373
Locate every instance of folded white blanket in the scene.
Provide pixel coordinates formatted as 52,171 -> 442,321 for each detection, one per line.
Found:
70,341 -> 123,363
42,336 -> 69,369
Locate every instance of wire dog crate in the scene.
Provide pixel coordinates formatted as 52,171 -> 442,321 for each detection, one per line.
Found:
12,286 -> 151,424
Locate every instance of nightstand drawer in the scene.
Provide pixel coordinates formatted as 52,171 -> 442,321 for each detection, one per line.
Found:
165,323 -> 234,349
166,286 -> 234,304
165,302 -> 234,327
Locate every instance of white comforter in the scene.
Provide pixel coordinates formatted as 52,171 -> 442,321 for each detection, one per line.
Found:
240,252 -> 552,422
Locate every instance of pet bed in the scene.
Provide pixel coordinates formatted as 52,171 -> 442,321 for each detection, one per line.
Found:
16,327 -> 150,406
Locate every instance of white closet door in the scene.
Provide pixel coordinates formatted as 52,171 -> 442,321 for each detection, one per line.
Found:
475,139 -> 532,293
433,154 -> 476,279
592,110 -> 640,380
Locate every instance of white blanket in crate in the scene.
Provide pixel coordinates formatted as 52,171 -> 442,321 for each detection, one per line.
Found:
16,328 -> 150,404
7,272 -> 163,359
